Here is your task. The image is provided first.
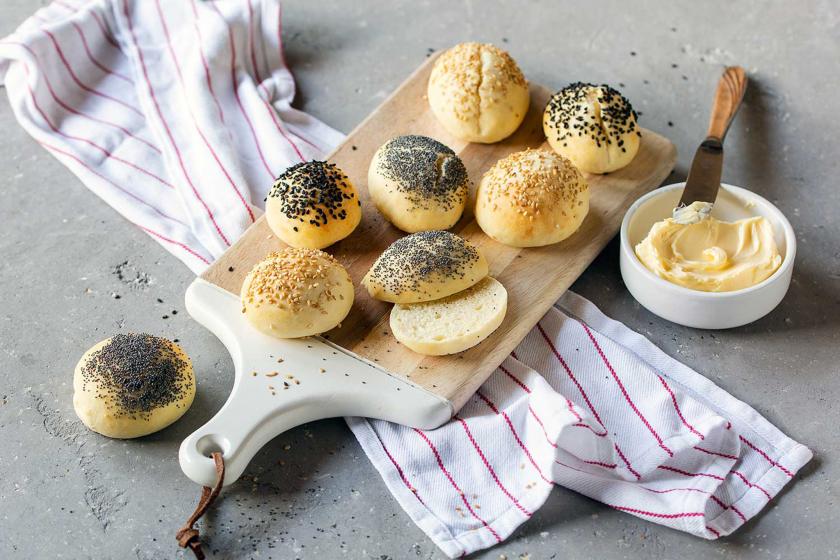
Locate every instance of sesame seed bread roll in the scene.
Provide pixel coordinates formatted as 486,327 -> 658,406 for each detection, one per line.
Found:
241,248 -> 354,338
475,149 -> 589,247
428,42 -> 530,143
73,334 -> 196,439
390,277 -> 507,356
266,161 -> 362,249
543,83 -> 641,174
368,135 -> 469,233
362,230 -> 488,304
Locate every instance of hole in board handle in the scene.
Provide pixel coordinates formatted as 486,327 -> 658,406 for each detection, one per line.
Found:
196,434 -> 230,458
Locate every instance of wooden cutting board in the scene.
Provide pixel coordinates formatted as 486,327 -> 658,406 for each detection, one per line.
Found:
201,54 -> 677,413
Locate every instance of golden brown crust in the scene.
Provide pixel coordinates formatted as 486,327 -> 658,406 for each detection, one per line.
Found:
428,42 -> 530,143
479,149 -> 586,217
242,248 -> 344,315
429,42 -> 527,123
475,149 -> 589,247
240,248 -> 354,338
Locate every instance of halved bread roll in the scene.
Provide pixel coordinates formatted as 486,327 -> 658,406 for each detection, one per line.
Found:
363,231 -> 488,303
389,276 -> 507,355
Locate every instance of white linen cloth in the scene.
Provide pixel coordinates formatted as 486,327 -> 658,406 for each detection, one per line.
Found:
0,2 -> 812,558
0,0 -> 342,271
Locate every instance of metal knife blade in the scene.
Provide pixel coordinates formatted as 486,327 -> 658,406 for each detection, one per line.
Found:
676,137 -> 723,209
673,66 -> 747,221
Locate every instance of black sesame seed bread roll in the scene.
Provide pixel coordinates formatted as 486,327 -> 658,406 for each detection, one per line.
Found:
368,135 -> 469,233
543,82 -> 641,174
241,248 -> 354,338
266,161 -> 361,249
362,230 -> 488,304
475,149 -> 589,247
428,42 -> 530,143
73,334 -> 195,439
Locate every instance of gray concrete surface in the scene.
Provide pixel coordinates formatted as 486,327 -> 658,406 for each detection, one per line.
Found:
1,0 -> 838,558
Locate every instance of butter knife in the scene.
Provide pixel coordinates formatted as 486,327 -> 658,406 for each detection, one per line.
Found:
674,66 -> 748,223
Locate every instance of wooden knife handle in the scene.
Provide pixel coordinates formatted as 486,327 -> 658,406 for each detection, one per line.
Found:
706,66 -> 748,141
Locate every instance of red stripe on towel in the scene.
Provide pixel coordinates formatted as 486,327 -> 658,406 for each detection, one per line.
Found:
609,506 -> 705,519
739,435 -> 794,478
139,226 -> 210,265
122,0 -> 230,246
40,140 -> 181,224
55,8 -> 133,84
154,0 -> 256,223
476,391 -> 553,485
582,323 -> 673,457
41,28 -> 142,116
657,374 -> 704,440
657,465 -> 725,482
207,0 -> 291,174
413,428 -> 502,543
455,415 -> 532,517
1,41 -> 161,155
188,0 -> 227,126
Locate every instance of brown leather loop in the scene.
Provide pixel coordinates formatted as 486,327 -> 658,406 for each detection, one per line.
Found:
176,451 -> 225,559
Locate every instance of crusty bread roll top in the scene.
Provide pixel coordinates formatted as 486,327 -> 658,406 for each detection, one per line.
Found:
266,161 -> 361,249
241,248 -> 354,338
77,334 -> 192,418
373,135 -> 468,221
543,82 -> 641,174
73,334 -> 195,438
428,42 -> 530,143
363,230 -> 488,303
475,149 -> 589,247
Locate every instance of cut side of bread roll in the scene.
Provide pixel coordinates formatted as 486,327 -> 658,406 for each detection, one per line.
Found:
389,277 -> 507,356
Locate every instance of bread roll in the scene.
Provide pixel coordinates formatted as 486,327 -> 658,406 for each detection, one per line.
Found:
73,334 -> 195,439
368,135 -> 468,232
241,248 -> 354,338
475,149 -> 589,247
266,161 -> 361,249
428,42 -> 530,143
543,82 -> 641,174
363,230 -> 488,304
390,276 -> 507,356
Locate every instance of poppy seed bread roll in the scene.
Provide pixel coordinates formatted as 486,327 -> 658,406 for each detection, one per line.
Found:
475,149 -> 589,247
73,334 -> 195,439
428,42 -> 530,143
362,231 -> 488,304
241,248 -> 354,338
368,135 -> 469,232
266,161 -> 361,249
543,82 -> 641,174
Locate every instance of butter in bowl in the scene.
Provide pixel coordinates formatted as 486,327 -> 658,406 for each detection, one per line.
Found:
619,182 -> 795,329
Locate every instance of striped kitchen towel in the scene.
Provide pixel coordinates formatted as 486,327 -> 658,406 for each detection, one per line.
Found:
348,291 -> 812,556
0,0 -> 342,271
0,2 -> 812,558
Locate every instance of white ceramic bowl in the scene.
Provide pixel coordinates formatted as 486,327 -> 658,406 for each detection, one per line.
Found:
619,182 -> 795,329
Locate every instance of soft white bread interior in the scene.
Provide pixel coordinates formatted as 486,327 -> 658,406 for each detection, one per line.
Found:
362,230 -> 488,304
389,276 -> 508,356
241,248 -> 354,338
427,42 -> 530,143
543,82 -> 641,174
